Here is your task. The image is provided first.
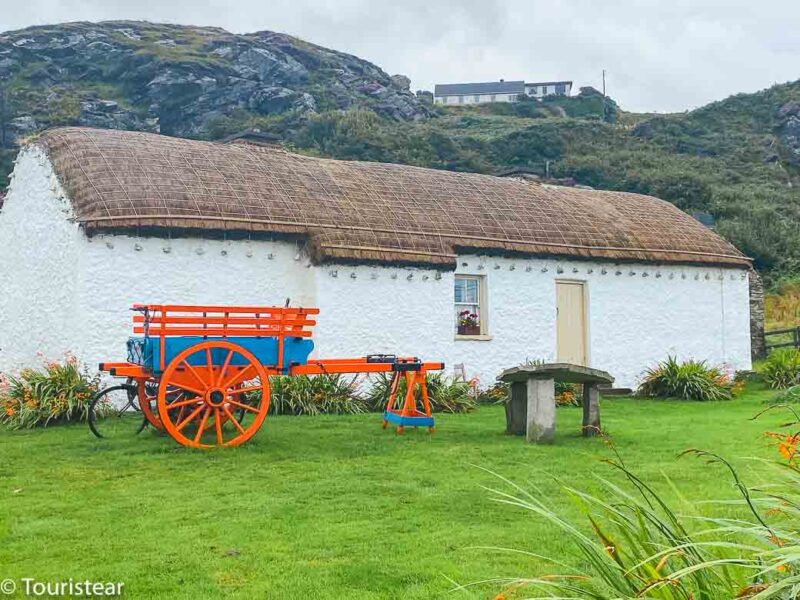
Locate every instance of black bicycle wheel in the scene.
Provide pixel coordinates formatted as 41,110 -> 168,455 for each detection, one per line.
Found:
88,384 -> 148,439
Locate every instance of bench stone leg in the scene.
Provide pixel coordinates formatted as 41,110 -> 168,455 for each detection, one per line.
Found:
505,382 -> 528,435
582,384 -> 601,436
526,378 -> 555,443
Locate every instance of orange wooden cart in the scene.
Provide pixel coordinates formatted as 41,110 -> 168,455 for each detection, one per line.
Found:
93,304 -> 443,448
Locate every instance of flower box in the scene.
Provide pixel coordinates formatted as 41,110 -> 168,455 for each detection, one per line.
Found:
458,324 -> 481,336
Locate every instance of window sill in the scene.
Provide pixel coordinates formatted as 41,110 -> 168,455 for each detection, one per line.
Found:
454,334 -> 493,341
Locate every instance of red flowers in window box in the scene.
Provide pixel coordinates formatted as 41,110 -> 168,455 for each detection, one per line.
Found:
458,310 -> 480,335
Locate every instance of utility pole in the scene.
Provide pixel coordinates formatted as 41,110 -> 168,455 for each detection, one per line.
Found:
601,69 -> 608,123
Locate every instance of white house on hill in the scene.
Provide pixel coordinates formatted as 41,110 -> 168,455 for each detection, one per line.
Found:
434,80 -> 573,105
0,127 -> 754,389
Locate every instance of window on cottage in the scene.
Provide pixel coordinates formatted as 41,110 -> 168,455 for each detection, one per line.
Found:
454,275 -> 485,336
528,86 -> 537,95
555,83 -> 566,94
490,94 -> 496,102
458,95 -> 464,104
474,95 -> 480,103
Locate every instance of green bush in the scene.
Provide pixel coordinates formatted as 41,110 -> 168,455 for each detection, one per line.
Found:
365,372 -> 476,414
0,356 -> 100,429
637,356 -> 737,401
266,374 -> 366,416
761,348 -> 800,389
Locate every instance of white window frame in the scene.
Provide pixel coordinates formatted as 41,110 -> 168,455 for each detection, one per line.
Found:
454,274 -> 488,339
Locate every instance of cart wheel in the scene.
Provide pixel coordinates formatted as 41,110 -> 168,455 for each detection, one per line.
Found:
156,340 -> 270,448
133,378 -> 162,430
135,379 -> 187,431
89,384 -> 148,439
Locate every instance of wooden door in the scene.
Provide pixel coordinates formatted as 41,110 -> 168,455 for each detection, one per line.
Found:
556,281 -> 587,365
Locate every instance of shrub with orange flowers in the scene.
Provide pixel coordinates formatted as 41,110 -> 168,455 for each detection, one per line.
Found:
0,354 -> 100,429
555,382 -> 581,407
477,380 -> 581,407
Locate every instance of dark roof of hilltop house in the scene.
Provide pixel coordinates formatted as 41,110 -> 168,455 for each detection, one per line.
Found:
525,80 -> 573,87
32,127 -> 751,269
434,81 -> 525,96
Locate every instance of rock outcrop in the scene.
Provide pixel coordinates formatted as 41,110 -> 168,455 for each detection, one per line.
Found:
0,21 -> 429,147
777,101 -> 800,165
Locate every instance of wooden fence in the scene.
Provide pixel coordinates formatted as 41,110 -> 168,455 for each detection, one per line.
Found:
765,326 -> 800,351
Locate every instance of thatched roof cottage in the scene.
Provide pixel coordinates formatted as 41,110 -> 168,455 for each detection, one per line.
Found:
0,127 -> 753,388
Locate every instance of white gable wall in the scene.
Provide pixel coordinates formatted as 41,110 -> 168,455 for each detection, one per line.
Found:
0,148 -> 752,389
0,147 -> 83,367
0,147 -> 315,373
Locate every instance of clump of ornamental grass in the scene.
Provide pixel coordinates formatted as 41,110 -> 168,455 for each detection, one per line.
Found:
467,406 -> 800,599
0,354 -> 100,429
365,372 -> 476,414
638,356 -> 740,401
761,349 -> 800,390
266,373 -> 366,416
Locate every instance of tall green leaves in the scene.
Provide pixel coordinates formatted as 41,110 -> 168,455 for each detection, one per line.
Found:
761,349 -> 800,390
364,372 -> 476,414
481,452 -> 791,598
252,372 -> 477,416
267,374 -> 366,416
637,356 -> 738,401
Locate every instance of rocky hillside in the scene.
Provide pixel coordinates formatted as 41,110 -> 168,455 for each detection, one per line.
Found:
0,20 -> 427,178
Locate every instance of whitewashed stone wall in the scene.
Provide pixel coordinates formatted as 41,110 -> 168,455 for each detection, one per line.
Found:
315,255 -> 751,389
0,148 -> 752,389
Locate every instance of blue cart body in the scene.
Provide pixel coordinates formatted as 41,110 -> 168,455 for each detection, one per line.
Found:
127,336 -> 314,374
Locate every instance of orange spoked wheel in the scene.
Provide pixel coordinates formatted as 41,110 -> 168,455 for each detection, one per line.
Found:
134,378 -> 163,430
156,341 -> 270,449
135,379 -> 195,432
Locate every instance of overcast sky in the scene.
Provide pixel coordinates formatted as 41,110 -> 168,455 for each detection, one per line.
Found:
2,0 -> 799,113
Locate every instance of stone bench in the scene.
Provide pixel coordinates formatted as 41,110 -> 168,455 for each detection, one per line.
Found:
498,363 -> 614,444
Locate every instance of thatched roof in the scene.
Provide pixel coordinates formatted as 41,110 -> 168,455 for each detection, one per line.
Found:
33,127 -> 750,268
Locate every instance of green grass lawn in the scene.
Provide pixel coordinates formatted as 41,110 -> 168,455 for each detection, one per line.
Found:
0,385 -> 788,599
